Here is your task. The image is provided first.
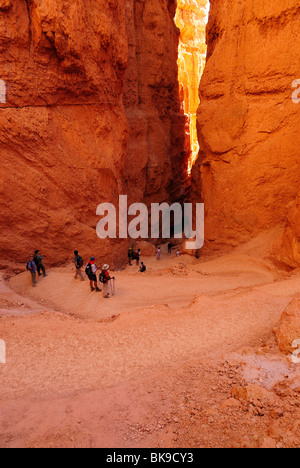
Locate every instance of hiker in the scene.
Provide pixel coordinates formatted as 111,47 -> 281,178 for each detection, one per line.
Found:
156,247 -> 161,261
85,257 -> 101,292
27,255 -> 37,287
74,250 -> 85,281
100,264 -> 110,298
135,248 -> 141,266
128,247 -> 133,266
33,250 -> 47,277
176,249 -> 180,257
139,262 -> 146,273
168,243 -> 172,254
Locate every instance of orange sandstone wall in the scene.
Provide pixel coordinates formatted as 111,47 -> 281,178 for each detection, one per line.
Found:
123,0 -> 189,206
0,0 -> 129,267
194,0 -> 300,262
0,0 -> 186,267
278,192 -> 300,268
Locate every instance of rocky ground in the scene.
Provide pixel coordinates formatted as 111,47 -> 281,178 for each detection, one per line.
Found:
0,236 -> 299,448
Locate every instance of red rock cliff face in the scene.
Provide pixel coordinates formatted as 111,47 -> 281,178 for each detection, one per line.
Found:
0,0 -> 129,267
194,0 -> 300,261
0,0 -> 186,266
123,0 -> 189,206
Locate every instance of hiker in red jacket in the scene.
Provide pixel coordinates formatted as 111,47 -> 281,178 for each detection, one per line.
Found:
100,264 -> 111,299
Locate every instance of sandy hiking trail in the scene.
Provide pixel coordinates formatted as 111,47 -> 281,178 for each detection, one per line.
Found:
0,238 -> 300,448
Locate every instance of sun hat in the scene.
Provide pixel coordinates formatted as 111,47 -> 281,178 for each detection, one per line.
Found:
103,264 -> 109,270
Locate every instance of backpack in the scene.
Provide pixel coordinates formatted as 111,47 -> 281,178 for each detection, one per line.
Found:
76,256 -> 83,268
85,263 -> 92,276
99,272 -> 106,284
34,255 -> 43,265
26,261 -> 33,271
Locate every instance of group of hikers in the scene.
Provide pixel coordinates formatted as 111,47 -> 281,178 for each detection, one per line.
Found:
26,250 -> 48,287
26,250 -> 114,299
156,244 -> 180,261
127,247 -> 146,272
127,243 -> 180,266
27,243 -> 181,295
74,251 -> 115,298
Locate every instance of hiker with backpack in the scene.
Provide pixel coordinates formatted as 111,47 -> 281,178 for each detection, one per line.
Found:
74,251 -> 85,281
128,247 -> 133,266
156,247 -> 161,261
33,250 -> 47,277
99,264 -> 111,298
27,255 -> 37,287
85,257 -> 101,292
134,248 -> 141,266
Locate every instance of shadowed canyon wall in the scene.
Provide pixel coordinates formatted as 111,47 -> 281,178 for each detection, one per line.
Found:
0,0 -> 187,267
193,0 -> 300,267
123,0 -> 189,207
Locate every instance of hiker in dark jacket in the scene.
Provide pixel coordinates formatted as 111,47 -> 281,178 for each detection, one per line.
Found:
27,255 -> 37,287
128,248 -> 133,266
33,250 -> 47,277
134,249 -> 141,266
74,250 -> 85,281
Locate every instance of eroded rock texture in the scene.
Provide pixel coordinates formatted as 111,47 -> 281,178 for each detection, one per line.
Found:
279,191 -> 300,268
0,0 -> 129,267
276,297 -> 300,355
194,0 -> 300,262
0,0 -> 187,266
123,0 -> 188,206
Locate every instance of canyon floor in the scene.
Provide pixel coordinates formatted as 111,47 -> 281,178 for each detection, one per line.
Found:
0,231 -> 299,448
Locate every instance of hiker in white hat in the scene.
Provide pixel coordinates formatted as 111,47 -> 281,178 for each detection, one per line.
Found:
99,264 -> 111,298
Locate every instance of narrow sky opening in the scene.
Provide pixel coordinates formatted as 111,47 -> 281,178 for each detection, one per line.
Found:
175,0 -> 210,175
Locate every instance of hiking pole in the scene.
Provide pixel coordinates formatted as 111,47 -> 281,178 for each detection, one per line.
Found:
109,277 -> 116,296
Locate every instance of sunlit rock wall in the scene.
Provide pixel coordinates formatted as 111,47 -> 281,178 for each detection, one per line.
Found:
175,0 -> 208,173
194,0 -> 300,265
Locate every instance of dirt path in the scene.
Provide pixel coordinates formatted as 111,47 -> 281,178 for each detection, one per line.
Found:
0,244 -> 299,448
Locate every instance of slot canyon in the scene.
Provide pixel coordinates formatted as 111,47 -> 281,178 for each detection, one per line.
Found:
0,0 -> 299,269
0,0 -> 300,450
